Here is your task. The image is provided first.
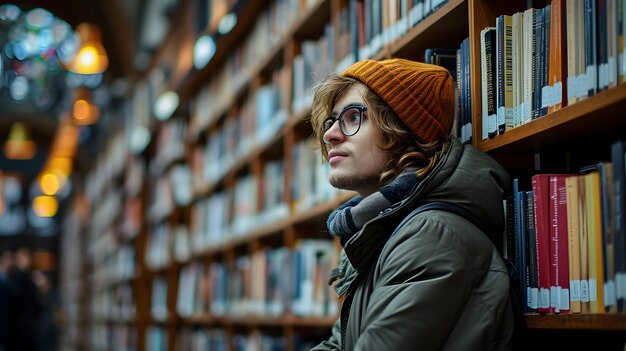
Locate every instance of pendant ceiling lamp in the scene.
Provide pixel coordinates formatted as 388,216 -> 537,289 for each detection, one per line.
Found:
64,23 -> 109,75
3,122 -> 37,160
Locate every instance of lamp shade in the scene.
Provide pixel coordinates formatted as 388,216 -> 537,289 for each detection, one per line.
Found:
3,122 -> 37,160
64,23 -> 109,75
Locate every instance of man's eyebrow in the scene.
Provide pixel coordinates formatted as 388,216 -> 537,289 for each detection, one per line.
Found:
333,102 -> 364,113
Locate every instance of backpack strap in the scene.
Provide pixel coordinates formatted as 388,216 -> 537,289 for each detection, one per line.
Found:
389,201 -> 487,240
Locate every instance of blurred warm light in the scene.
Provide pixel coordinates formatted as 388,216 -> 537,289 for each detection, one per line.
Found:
72,87 -> 99,125
40,172 -> 61,196
73,99 -> 90,119
53,118 -> 79,153
46,156 -> 73,176
3,122 -> 37,160
63,23 -> 108,75
32,195 -> 58,217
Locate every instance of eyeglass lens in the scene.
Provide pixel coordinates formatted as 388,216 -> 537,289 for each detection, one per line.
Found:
323,105 -> 365,137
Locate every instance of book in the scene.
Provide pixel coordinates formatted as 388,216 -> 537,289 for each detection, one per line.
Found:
502,13 -> 513,133
513,179 -> 529,311
583,170 -> 605,313
547,0 -> 564,114
511,12 -> 524,128
531,7 -> 545,120
550,174 -> 571,313
526,190 -> 539,311
532,174 -> 554,313
578,170 -> 591,313
612,140 -> 626,312
617,0 -> 626,84
480,27 -> 498,139
538,3 -> 551,118
598,161 -> 617,313
566,175 -> 582,313
583,0 -> 598,97
522,8 -> 537,124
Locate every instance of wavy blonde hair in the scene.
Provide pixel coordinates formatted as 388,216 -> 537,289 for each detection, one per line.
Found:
309,74 -> 450,185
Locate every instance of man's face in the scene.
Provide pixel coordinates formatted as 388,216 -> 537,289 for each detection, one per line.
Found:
323,84 -> 390,197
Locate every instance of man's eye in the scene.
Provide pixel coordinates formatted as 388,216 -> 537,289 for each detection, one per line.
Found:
345,111 -> 360,124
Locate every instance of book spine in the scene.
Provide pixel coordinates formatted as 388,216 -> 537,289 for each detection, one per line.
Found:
598,162 -> 617,313
526,191 -> 539,311
612,140 -> 626,312
496,16 -> 505,135
585,171 -> 605,313
566,175 -> 582,313
532,174 -> 553,313
551,175 -> 571,313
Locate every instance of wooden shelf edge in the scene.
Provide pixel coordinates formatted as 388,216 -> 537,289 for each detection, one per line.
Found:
477,83 -> 626,153
525,313 -> 626,330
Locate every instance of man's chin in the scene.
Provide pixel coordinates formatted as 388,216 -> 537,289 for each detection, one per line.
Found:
328,172 -> 352,191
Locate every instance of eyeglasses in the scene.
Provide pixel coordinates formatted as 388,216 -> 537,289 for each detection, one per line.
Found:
322,104 -> 368,143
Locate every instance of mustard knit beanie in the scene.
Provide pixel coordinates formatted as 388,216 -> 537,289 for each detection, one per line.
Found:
341,58 -> 455,143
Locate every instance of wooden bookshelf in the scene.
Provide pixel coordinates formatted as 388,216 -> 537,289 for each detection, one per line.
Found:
526,314 -> 626,330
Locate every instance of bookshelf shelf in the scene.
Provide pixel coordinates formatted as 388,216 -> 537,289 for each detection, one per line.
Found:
194,191 -> 353,259
386,0 -> 469,60
525,314 -> 626,330
477,83 -> 626,153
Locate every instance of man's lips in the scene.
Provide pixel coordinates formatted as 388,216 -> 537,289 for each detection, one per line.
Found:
328,150 -> 347,164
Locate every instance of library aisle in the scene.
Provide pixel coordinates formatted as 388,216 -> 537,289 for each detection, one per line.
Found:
1,0 -> 626,350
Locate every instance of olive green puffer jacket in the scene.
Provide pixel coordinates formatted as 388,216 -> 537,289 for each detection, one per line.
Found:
311,137 -> 515,351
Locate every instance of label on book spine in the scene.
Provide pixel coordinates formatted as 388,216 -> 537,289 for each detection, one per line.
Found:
608,57 -> 617,85
528,288 -> 539,309
559,288 -> 570,311
604,281 -> 617,307
589,278 -> 597,302
570,279 -> 581,301
550,286 -> 559,309
410,3 -> 423,26
496,106 -> 506,131
567,77 -> 576,101
580,279 -> 590,302
586,65 -> 597,93
541,85 -> 553,108
617,273 -> 626,299
539,288 -> 550,309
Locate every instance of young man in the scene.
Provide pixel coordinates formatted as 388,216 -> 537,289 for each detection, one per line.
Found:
309,59 -> 515,350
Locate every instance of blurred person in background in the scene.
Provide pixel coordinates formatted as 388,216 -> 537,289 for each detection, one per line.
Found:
33,270 -> 59,351
0,250 -> 13,351
6,247 -> 41,351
